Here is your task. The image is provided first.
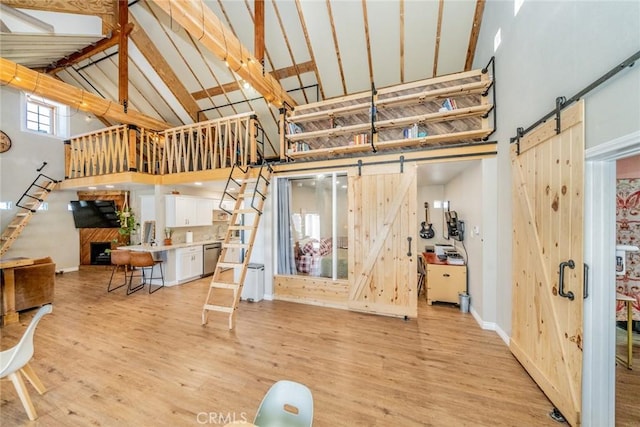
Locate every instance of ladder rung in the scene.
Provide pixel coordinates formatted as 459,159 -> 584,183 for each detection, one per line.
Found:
8,225 -> 20,229
223,243 -> 249,249
228,225 -> 253,230
16,213 -> 29,217
217,261 -> 242,269
203,304 -> 234,314
210,281 -> 239,289
234,208 -> 258,214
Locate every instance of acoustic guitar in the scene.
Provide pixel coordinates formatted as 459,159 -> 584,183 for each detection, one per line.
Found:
420,202 -> 435,239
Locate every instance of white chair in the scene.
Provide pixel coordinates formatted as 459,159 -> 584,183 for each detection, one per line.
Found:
0,304 -> 52,421
253,380 -> 313,427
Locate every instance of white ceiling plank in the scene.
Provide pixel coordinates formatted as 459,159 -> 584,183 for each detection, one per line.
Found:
132,2 -> 203,92
332,1 -> 370,94
367,0 -> 401,88
128,42 -> 190,125
298,0 -> 342,99
271,0 -> 311,64
404,0 -> 439,82
437,0 -> 476,75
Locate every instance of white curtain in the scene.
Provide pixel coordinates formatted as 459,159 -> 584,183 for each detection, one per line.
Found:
277,178 -> 297,275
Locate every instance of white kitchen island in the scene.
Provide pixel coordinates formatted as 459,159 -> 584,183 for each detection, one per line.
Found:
119,240 -> 222,286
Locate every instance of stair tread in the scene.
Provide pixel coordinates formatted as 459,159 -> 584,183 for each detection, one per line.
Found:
217,261 -> 243,268
223,242 -> 249,248
228,225 -> 253,230
210,281 -> 239,289
203,304 -> 234,313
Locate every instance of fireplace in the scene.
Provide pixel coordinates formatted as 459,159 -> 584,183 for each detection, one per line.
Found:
90,242 -> 112,265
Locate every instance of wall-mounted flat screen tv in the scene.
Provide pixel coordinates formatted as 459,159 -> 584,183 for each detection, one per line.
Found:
70,200 -> 120,228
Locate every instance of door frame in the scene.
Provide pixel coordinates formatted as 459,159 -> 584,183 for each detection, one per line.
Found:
584,130 -> 640,427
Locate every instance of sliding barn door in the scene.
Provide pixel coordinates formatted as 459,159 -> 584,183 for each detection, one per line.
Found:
511,101 -> 585,426
348,164 -> 417,318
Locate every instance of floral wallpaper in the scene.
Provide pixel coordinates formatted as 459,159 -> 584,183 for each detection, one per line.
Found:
616,178 -> 640,321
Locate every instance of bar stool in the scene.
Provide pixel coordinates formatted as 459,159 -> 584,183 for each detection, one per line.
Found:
128,251 -> 164,294
108,249 -> 131,292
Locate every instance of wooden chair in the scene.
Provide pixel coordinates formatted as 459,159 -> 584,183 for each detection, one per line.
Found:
128,251 -> 164,294
0,304 -> 52,421
108,250 -> 130,293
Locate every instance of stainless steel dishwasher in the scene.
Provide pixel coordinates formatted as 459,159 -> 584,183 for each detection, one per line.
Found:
202,243 -> 221,277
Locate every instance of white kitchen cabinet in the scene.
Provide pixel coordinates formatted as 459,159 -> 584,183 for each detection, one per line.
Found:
196,198 -> 215,225
176,245 -> 203,282
166,195 -> 214,227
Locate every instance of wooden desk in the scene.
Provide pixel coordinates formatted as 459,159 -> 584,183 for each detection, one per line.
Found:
422,253 -> 467,305
617,292 -> 635,370
1,258 -> 35,325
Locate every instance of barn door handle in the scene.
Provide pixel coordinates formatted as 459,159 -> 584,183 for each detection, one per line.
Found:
407,237 -> 412,257
583,263 -> 589,299
558,260 -> 575,301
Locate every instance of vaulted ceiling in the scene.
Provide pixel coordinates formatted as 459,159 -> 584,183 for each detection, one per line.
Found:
0,0 -> 485,157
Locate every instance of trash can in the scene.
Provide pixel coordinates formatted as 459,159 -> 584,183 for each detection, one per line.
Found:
241,263 -> 264,302
459,292 -> 470,313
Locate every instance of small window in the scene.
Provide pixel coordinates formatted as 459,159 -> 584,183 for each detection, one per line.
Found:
26,99 -> 55,134
494,28 -> 502,52
0,201 -> 13,210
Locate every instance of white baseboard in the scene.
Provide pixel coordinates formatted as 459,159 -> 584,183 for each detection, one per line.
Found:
495,324 -> 510,345
263,294 -> 274,301
470,305 -> 510,345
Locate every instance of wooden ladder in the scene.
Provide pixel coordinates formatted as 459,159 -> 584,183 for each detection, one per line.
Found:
202,161 -> 272,329
0,173 -> 59,257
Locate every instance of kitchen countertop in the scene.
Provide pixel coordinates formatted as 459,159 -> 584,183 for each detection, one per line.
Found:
119,240 -> 222,253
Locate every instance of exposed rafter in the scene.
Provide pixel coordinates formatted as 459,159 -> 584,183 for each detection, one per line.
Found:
118,0 -> 128,108
465,0 -> 486,71
432,0 -> 444,77
0,57 -> 171,130
128,14 -> 200,122
44,26 -> 132,75
254,0 -> 264,66
149,0 -> 295,108
190,60 -> 315,101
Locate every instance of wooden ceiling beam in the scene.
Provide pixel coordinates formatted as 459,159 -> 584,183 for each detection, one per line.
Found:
191,60 -> 315,101
0,0 -> 117,30
118,0 -> 128,108
149,0 -> 295,108
432,0 -> 444,77
128,14 -> 200,122
465,0 -> 486,71
254,0 -> 264,66
0,57 -> 171,130
44,25 -> 132,74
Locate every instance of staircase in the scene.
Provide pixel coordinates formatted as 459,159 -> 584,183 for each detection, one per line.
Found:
202,161 -> 272,329
0,173 -> 59,257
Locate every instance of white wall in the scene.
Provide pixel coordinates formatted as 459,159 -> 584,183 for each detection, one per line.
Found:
0,86 -> 104,270
443,162 -> 485,318
473,0 -> 640,335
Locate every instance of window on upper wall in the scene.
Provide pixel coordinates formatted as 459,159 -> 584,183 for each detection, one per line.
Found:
23,94 -> 70,138
26,99 -> 55,134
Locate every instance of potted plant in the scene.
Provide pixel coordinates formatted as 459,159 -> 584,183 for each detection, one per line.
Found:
114,207 -> 139,246
164,228 -> 173,246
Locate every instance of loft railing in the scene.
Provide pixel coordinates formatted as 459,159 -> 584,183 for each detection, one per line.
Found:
64,112 -> 259,179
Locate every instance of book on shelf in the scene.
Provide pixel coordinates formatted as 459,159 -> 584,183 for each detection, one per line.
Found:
289,141 -> 311,153
287,122 -> 303,135
441,98 -> 457,111
351,133 -> 369,146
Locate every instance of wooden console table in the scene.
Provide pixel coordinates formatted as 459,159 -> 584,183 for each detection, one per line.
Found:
1,257 -> 35,325
616,292 -> 635,370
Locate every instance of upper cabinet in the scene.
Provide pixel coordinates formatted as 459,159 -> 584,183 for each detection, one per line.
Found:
279,69 -> 494,160
166,195 -> 215,227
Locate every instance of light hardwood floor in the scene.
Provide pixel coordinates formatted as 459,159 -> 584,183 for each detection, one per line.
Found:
0,267 -> 619,426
